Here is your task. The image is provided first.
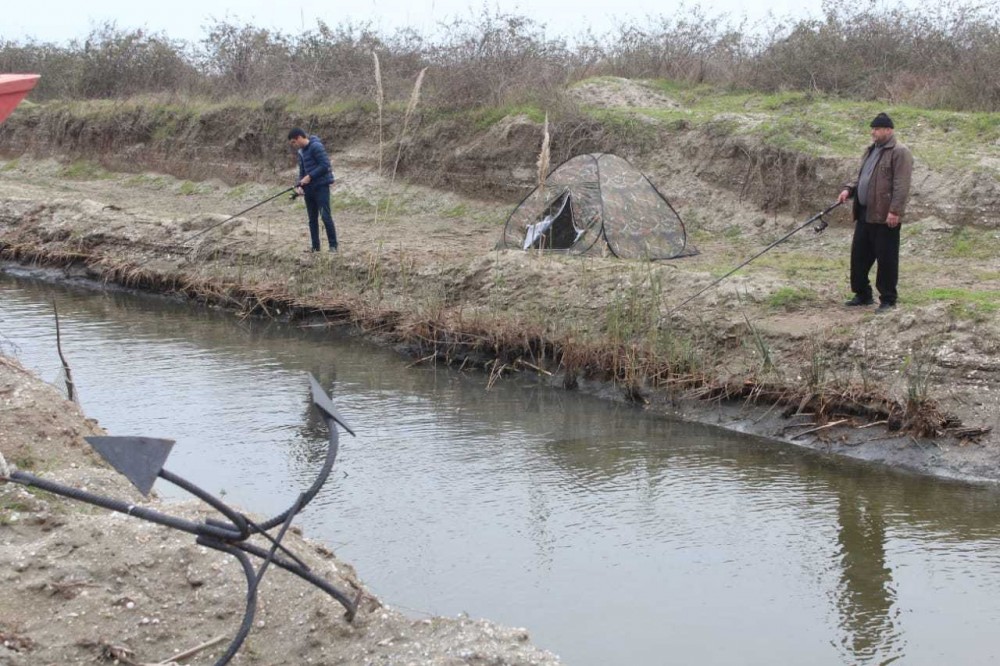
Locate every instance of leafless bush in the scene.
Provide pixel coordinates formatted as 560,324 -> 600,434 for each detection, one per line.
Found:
5,3 -> 1000,111
750,0 -> 1000,109
1,24 -> 197,99
424,11 -> 575,109
595,8 -> 756,83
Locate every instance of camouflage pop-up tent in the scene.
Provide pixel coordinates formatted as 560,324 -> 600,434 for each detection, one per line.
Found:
500,153 -> 693,260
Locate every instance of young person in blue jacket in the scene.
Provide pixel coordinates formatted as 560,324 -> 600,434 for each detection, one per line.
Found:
288,128 -> 338,252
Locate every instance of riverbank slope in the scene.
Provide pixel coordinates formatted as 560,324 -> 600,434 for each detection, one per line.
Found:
0,354 -> 560,664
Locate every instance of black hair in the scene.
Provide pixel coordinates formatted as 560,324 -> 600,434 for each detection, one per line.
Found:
287,128 -> 307,140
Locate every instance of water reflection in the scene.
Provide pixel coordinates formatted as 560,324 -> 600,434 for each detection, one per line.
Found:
833,481 -> 902,664
4,267 -> 1000,666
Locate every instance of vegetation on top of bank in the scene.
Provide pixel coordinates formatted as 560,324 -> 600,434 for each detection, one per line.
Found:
4,1 -> 1000,112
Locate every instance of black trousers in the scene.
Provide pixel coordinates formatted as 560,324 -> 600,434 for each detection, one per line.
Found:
303,185 -> 338,250
850,208 -> 900,305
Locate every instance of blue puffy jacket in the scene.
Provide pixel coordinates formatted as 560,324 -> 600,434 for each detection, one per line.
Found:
297,135 -> 335,189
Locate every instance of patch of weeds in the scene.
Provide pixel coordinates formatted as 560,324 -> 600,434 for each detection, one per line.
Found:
471,105 -> 546,130
0,158 -> 20,172
441,203 -> 470,219
946,227 -> 1000,259
588,109 -> 659,149
125,173 -> 169,189
226,183 -> 253,199
741,311 -> 777,378
722,224 -> 742,239
758,253 -> 846,280
375,196 -> 410,217
902,342 -> 937,409
330,191 -> 372,212
60,160 -> 111,180
12,453 -> 37,470
767,286 -> 818,310
177,180 -> 210,196
909,287 -> 1000,316
605,265 -> 664,343
806,337 -> 829,390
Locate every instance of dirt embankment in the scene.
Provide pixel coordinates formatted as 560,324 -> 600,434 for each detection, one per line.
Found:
0,355 -> 560,665
1,81 -> 1000,488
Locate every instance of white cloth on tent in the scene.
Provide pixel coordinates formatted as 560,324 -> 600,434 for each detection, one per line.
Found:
523,214 -> 555,250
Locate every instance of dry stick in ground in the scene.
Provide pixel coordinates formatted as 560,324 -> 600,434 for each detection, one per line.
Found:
406,353 -> 437,368
147,635 -> 227,665
789,419 -> 849,440
514,358 -> 552,376
52,301 -> 75,402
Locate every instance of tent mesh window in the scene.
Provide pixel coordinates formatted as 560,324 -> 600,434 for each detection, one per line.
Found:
501,153 -> 692,260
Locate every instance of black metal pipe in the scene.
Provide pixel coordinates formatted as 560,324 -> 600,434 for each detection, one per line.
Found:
254,415 -> 339,532
7,470 -> 242,541
160,468 -> 249,538
196,537 -> 258,666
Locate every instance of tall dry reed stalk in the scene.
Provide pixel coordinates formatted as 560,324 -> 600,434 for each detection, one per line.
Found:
535,113 -> 550,255
382,67 -> 426,221
389,67 -> 426,185
536,112 -> 550,191
373,52 -> 384,174
373,52 -> 385,226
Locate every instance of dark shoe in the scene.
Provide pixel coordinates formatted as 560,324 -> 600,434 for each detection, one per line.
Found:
876,302 -> 896,312
303,248 -> 319,253
328,246 -> 338,253
844,295 -> 874,306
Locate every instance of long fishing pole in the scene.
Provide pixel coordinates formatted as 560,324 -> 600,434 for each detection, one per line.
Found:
668,200 -> 843,314
180,187 -> 295,250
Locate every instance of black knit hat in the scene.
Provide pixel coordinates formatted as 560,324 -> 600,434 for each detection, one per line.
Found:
870,112 -> 894,129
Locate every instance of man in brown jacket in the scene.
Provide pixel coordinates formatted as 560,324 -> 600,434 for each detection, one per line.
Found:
837,112 -> 913,311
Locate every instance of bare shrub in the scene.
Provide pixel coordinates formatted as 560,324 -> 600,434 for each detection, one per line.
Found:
424,10 -> 573,109
198,20 -> 293,96
596,8 -> 755,84
5,3 -> 1000,111
1,24 -> 197,99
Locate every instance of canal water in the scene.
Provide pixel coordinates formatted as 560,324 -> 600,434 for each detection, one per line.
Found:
3,266 -> 1000,665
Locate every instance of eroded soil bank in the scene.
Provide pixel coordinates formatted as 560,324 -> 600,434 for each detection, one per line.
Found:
0,354 -> 560,665
1,144 -> 999,484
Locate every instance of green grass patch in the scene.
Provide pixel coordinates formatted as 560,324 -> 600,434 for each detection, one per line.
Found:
226,183 -> 254,199
766,286 -> 819,310
571,77 -> 1000,169
755,252 -> 847,280
470,104 -> 547,130
441,203 -> 470,219
124,173 -> 170,189
908,287 -> 1000,316
178,180 -> 211,196
330,191 -> 372,212
945,227 -> 1000,259
59,160 -> 111,180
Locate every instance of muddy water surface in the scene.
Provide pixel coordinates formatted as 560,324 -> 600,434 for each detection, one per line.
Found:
3,266 -> 1000,666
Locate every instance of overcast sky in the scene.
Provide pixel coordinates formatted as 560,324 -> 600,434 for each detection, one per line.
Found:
3,0 -> 850,44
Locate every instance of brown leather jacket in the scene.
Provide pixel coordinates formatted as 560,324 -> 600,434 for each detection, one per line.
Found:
845,136 -> 913,224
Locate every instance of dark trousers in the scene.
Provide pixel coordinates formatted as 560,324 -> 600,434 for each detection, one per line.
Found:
304,185 -> 337,250
850,207 -> 900,305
